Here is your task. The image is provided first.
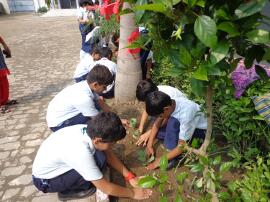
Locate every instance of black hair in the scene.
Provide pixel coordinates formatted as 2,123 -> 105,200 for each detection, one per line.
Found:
145,91 -> 172,116
87,112 -> 126,142
87,64 -> 113,85
136,80 -> 158,101
111,33 -> 119,48
99,47 -> 113,59
92,47 -> 101,55
79,0 -> 94,7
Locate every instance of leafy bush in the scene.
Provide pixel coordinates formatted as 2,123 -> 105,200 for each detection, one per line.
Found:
222,155 -> 270,202
215,78 -> 270,162
37,7 -> 48,13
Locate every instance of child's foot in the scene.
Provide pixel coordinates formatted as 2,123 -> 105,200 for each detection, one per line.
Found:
0,105 -> 10,114
57,187 -> 96,201
5,100 -> 18,106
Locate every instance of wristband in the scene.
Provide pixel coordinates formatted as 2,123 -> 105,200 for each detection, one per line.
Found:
125,172 -> 136,181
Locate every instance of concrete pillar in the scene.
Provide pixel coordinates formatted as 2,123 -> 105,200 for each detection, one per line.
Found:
0,0 -> 10,14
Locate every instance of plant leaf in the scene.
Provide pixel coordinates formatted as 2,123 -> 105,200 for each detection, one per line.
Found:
218,192 -> 231,200
206,179 -> 216,191
213,156 -> 221,165
135,0 -> 147,22
217,21 -> 240,37
175,193 -> 183,202
193,65 -> 208,81
210,41 -> 230,64
160,155 -> 168,171
137,149 -> 146,162
134,3 -> 167,13
160,196 -> 168,202
196,177 -> 203,188
179,45 -> 191,66
138,176 -> 158,188
235,0 -> 266,19
190,163 -> 204,173
130,118 -> 137,128
199,156 -> 209,165
255,65 -> 269,81
194,15 -> 217,48
220,162 -> 233,173
246,29 -> 270,44
176,172 -> 188,185
190,78 -> 206,97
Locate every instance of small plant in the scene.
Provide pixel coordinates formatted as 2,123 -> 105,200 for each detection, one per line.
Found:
138,155 -> 172,200
37,7 -> 48,13
188,155 -> 233,197
129,118 -> 137,128
137,149 -> 155,165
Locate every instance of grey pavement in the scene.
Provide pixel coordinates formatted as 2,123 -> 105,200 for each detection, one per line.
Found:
0,13 -> 97,202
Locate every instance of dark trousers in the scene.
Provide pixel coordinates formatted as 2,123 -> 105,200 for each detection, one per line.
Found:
33,150 -> 106,193
50,113 -> 90,132
157,117 -> 206,150
74,73 -> 88,83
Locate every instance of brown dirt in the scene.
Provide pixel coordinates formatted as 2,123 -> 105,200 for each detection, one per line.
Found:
107,101 -> 242,202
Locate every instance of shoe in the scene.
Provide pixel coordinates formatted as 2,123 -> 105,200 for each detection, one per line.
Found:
58,187 -> 96,201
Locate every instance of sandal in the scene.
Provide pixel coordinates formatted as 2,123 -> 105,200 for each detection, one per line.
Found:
5,100 -> 18,106
0,105 -> 11,113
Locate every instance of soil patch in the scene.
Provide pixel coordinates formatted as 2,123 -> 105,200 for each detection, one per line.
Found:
108,101 -> 242,201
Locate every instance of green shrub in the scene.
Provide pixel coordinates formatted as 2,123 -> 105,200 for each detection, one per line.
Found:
215,79 -> 270,162
37,7 -> 48,13
223,155 -> 270,202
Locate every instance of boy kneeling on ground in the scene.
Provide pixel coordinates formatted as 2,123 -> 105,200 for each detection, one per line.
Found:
32,112 -> 152,201
144,91 -> 207,170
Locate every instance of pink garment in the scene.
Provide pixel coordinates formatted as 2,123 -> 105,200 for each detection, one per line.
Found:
231,60 -> 270,99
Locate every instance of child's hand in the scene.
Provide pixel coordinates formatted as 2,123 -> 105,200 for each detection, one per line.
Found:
146,158 -> 160,170
129,177 -> 140,188
136,132 -> 150,147
121,119 -> 129,129
145,145 -> 154,157
132,188 -> 152,200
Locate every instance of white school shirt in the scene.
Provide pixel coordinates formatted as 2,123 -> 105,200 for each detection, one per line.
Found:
171,97 -> 207,141
74,54 -> 94,79
32,125 -> 103,181
158,85 -> 186,99
46,81 -> 99,127
146,51 -> 155,63
77,7 -> 94,22
91,58 -> 117,93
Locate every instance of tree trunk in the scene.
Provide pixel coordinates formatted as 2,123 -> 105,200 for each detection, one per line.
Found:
115,2 -> 142,103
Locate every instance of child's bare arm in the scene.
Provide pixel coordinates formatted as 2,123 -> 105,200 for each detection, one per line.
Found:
104,148 -> 130,178
146,117 -> 163,156
146,140 -> 185,170
101,149 -> 152,199
0,36 -> 11,55
91,177 -> 152,200
97,97 -> 110,112
138,110 -> 148,133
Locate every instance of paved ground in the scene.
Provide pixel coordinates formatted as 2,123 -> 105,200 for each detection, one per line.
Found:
0,12 -> 97,202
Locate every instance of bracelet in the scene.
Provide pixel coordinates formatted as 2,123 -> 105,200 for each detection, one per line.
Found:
125,172 -> 136,181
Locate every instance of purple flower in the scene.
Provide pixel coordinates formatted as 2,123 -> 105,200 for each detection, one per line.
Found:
231,60 -> 270,99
